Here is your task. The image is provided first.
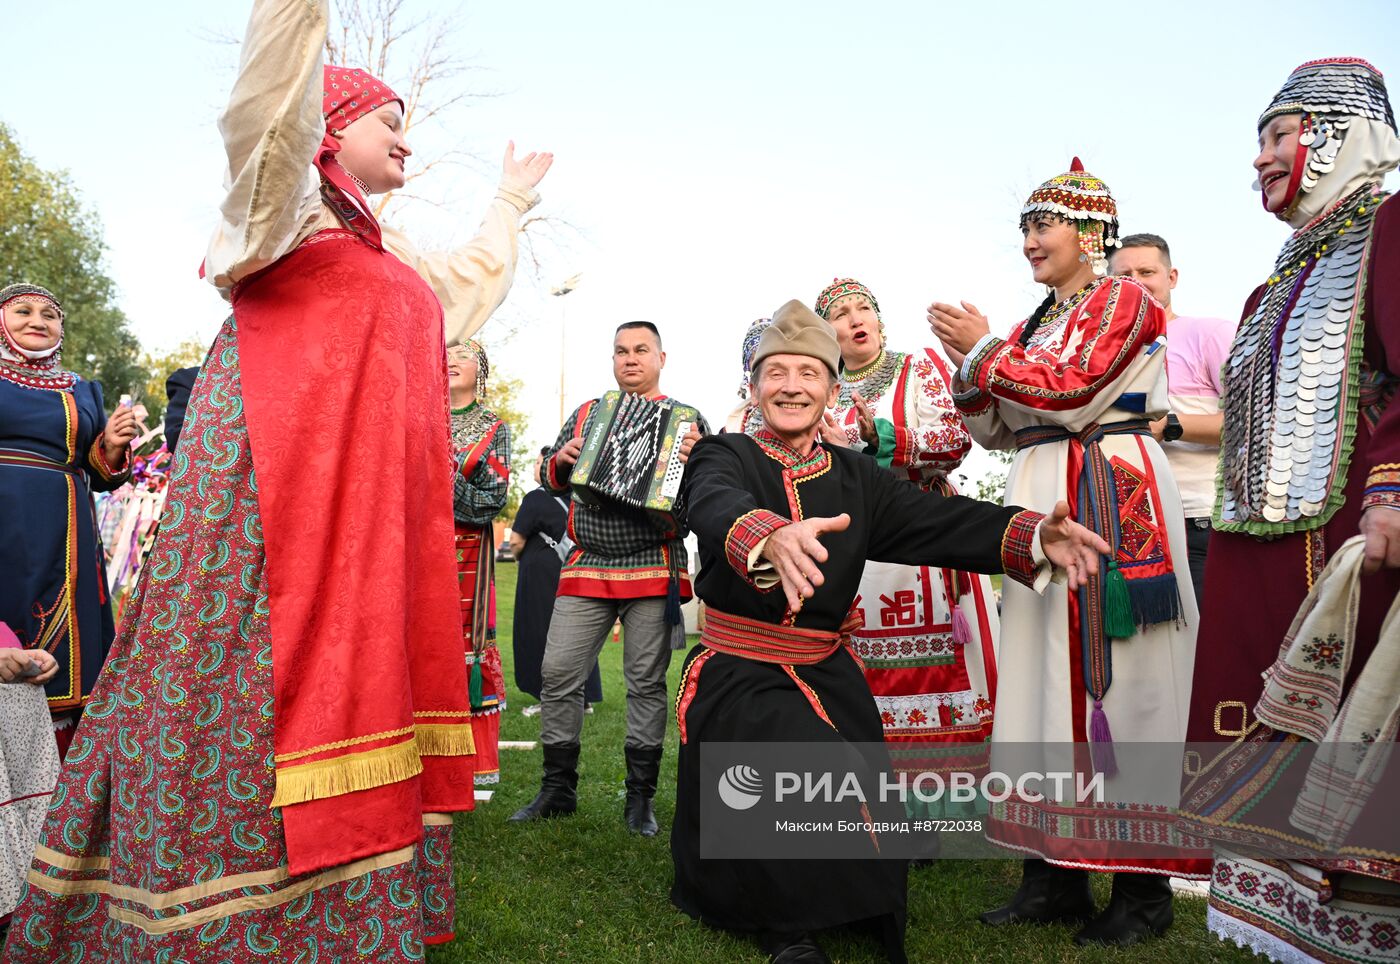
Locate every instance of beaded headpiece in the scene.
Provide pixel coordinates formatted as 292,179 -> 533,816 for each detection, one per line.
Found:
1020,158 -> 1120,276
448,340 -> 489,399
1256,58 -> 1397,218
814,278 -> 881,321
0,283 -> 73,390
738,317 -> 772,397
814,277 -> 886,351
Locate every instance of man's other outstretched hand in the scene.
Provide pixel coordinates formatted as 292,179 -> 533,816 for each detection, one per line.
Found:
1039,501 -> 1112,590
760,514 -> 851,612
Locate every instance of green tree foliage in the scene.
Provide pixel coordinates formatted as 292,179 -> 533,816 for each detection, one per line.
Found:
0,123 -> 142,398
971,448 -> 1016,503
138,336 -> 213,429
485,373 -> 531,520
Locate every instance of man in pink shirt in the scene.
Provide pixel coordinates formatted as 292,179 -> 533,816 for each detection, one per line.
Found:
1111,234 -> 1236,608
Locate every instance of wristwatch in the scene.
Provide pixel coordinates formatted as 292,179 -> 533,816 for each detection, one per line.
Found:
1162,413 -> 1184,443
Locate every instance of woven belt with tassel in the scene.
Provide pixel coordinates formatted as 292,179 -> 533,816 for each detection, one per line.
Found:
1014,419 -> 1176,775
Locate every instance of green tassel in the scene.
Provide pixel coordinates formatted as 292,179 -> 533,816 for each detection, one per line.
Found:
468,658 -> 484,711
1103,561 -> 1136,639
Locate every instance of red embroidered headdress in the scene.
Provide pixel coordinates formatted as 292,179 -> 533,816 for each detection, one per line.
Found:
814,278 -> 882,321
1020,158 -> 1121,276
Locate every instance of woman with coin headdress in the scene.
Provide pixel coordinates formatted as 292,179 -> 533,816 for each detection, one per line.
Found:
3,0 -> 551,957
1176,58 -> 1400,963
448,339 -> 511,786
815,278 -> 1001,829
931,159 -> 1206,946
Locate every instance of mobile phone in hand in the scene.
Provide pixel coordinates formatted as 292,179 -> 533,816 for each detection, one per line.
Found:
19,659 -> 43,679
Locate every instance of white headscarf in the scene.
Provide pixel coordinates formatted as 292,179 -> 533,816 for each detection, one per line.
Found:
1284,115 -> 1400,228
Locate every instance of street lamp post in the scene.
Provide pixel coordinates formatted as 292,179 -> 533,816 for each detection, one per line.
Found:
550,273 -> 582,425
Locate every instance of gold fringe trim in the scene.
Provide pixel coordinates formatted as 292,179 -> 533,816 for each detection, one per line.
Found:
415,723 -> 476,757
270,737 -> 422,807
273,725 -> 416,763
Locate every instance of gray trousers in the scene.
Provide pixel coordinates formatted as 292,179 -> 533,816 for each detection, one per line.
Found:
539,595 -> 673,749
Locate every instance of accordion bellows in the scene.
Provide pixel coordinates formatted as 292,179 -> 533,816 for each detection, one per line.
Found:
572,392 -> 699,524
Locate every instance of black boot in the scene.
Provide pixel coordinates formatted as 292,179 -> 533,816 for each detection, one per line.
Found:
1073,872 -> 1174,947
759,931 -> 831,964
979,859 -> 1096,926
623,744 -> 662,836
509,743 -> 579,822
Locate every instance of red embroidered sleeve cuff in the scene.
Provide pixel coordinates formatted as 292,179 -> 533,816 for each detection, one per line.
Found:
89,438 -> 129,482
1000,509 -> 1047,590
1363,464 -> 1400,511
725,509 -> 790,590
967,337 -> 1008,396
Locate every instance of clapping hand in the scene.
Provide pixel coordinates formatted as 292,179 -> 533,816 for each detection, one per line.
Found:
1038,501 -> 1112,590
503,141 -> 554,190
928,300 -> 991,357
851,393 -> 877,449
818,414 -> 851,448
760,514 -> 851,611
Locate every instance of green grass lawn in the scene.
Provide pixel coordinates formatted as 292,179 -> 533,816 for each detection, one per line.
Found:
429,564 -> 1253,963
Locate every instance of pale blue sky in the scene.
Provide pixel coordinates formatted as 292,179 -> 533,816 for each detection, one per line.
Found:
5,1 -> 1399,481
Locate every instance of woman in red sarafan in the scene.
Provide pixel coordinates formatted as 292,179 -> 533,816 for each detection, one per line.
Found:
2,0 -> 550,958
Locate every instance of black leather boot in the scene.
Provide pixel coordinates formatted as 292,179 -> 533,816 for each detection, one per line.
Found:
979,858 -> 1096,926
623,744 -> 662,836
509,743 -> 579,822
759,931 -> 831,964
1073,871 -> 1174,946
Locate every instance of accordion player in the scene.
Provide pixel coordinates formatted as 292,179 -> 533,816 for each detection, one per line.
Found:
571,391 -> 701,525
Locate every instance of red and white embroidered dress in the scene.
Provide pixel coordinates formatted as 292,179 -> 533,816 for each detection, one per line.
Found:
831,348 -> 1000,804
955,276 -> 1206,876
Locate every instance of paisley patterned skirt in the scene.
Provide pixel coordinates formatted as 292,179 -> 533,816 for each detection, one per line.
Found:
2,318 -> 456,961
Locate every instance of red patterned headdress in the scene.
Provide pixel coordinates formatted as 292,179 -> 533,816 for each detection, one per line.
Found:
316,66 -> 405,251
813,278 -> 882,321
1020,158 -> 1121,276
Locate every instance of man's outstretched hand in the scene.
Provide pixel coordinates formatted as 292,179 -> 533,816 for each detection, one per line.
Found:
1038,501 -> 1112,590
759,514 -> 851,611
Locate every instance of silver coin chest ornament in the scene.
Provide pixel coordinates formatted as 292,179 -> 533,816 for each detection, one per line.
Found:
1217,58 -> 1400,535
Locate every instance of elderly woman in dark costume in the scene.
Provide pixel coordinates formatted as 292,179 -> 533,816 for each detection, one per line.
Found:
0,283 -> 134,751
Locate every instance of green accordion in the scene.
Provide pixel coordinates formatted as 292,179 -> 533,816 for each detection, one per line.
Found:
571,391 -> 699,524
